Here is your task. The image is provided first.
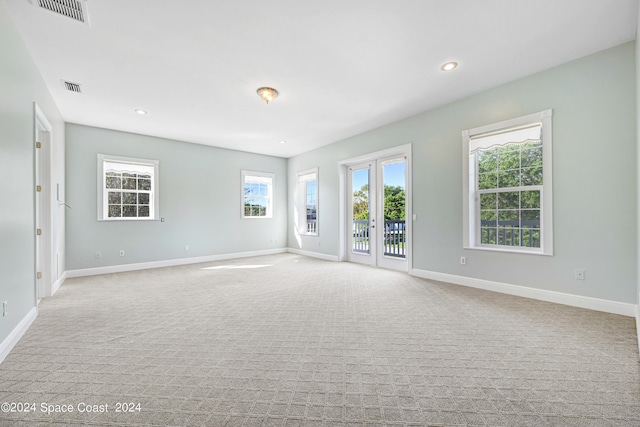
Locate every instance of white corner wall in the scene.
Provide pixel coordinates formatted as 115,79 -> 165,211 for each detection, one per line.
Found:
65,124 -> 288,272
289,42 -> 637,313
0,1 -> 65,362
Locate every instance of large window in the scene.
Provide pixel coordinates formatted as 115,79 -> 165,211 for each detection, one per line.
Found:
297,168 -> 318,235
97,154 -> 159,221
462,110 -> 553,255
242,171 -> 274,218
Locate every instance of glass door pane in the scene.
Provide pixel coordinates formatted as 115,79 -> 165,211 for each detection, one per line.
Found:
381,160 -> 406,259
351,167 -> 370,255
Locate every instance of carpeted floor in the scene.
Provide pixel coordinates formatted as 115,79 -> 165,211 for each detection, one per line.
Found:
0,253 -> 639,426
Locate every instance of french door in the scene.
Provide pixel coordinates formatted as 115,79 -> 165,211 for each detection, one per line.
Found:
346,156 -> 408,271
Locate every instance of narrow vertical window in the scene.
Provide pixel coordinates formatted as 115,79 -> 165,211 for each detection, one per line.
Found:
242,171 -> 274,218
297,168 -> 318,235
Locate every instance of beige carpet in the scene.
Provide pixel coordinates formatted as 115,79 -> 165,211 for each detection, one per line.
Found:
0,253 -> 639,426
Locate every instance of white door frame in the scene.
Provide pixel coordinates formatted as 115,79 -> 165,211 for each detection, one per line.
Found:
339,144 -> 412,272
34,103 -> 53,301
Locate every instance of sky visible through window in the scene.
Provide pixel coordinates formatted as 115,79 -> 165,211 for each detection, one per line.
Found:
352,161 -> 405,191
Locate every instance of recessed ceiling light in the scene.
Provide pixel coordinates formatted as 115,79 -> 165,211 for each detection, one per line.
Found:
134,109 -> 148,115
279,140 -> 286,144
441,61 -> 458,71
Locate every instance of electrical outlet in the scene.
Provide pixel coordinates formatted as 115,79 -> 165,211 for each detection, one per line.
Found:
575,269 -> 585,280
460,257 -> 466,265
119,250 -> 125,257
184,245 -> 189,251
3,301 -> 7,317
95,251 -> 101,259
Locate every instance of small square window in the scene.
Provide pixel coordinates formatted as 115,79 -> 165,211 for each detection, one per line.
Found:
97,154 -> 159,221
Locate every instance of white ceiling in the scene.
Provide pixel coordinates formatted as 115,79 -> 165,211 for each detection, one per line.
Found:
6,0 -> 638,158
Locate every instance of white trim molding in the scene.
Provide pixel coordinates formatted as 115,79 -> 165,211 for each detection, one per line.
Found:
34,103 -> 54,300
287,247 -> 339,262
51,271 -> 66,296
66,248 -> 287,278
636,292 -> 640,354
0,307 -> 37,364
411,268 -> 636,317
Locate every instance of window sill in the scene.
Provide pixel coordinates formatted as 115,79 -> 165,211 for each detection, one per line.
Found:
465,245 -> 552,256
98,218 -> 158,222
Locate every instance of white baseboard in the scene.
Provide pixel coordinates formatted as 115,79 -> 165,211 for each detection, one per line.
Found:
0,307 -> 37,364
287,247 -> 339,262
411,268 -> 636,317
51,271 -> 66,296
636,293 -> 640,355
66,248 -> 288,278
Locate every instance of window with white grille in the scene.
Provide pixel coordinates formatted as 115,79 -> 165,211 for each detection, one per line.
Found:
462,110 -> 553,255
97,154 -> 159,221
242,171 -> 274,218
297,168 -> 318,235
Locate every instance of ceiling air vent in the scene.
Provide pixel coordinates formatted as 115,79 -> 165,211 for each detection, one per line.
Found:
32,0 -> 90,25
62,80 -> 82,93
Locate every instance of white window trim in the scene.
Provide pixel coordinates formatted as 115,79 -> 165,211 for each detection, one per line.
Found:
241,170 -> 274,219
297,167 -> 319,236
462,109 -> 553,255
97,154 -> 160,221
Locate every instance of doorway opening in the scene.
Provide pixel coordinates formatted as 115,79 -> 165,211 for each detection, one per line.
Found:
339,144 -> 412,272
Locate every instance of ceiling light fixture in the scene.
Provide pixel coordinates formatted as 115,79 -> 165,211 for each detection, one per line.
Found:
279,140 -> 286,144
257,87 -> 279,104
441,61 -> 458,71
134,109 -> 148,115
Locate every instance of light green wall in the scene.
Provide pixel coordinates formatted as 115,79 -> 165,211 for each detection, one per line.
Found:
65,124 -> 288,270
0,1 -> 65,340
289,42 -> 637,304
636,6 -> 640,340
